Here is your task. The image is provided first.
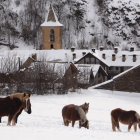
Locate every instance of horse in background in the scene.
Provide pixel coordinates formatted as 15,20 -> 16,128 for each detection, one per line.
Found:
62,102 -> 89,126
111,108 -> 140,132
0,103 -> 32,123
62,104 -> 89,129
0,93 -> 31,126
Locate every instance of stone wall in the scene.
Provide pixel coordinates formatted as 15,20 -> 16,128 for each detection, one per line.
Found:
95,65 -> 140,92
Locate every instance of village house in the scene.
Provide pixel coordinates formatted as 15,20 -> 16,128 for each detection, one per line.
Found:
72,46 -> 140,81
93,64 -> 140,93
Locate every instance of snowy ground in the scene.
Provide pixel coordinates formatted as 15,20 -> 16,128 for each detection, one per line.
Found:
0,89 -> 140,140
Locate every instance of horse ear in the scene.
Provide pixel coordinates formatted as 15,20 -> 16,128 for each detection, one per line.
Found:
28,93 -> 31,97
24,93 -> 26,97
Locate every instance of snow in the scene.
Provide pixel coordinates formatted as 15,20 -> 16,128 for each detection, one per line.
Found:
41,21 -> 63,27
1,89 -> 140,140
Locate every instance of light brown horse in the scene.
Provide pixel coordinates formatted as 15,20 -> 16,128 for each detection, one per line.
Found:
111,108 -> 140,132
0,93 -> 31,126
62,102 -> 89,126
62,103 -> 89,129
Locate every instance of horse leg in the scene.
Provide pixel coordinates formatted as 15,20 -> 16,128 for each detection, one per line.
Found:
15,108 -> 24,123
72,121 -> 75,127
12,114 -> 17,126
0,117 -> 1,123
133,124 -> 137,132
115,121 -> 121,132
7,115 -> 14,126
66,120 -> 70,126
79,121 -> 81,128
128,123 -> 133,132
63,118 -> 67,126
111,117 -> 116,131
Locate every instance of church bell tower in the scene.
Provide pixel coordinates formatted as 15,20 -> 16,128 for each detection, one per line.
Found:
41,5 -> 63,50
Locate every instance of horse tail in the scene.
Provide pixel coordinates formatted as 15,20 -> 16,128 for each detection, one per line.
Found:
111,116 -> 116,131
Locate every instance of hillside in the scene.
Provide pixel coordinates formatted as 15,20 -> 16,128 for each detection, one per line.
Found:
0,0 -> 140,50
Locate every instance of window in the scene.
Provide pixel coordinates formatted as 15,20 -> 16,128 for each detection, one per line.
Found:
98,72 -> 100,78
96,59 -> 100,64
116,67 -> 119,70
109,67 -> 113,70
81,59 -> 84,64
91,58 -> 95,64
85,57 -> 89,64
120,67 -> 124,73
50,29 -> 55,42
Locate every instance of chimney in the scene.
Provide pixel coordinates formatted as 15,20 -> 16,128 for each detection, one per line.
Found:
130,47 -> 134,52
133,54 -> 136,62
114,47 -> 118,54
71,46 -> 75,52
112,54 -> 116,61
91,48 -> 95,53
82,52 -> 86,56
73,53 -> 76,60
32,53 -> 37,60
102,53 -> 106,59
122,54 -> 126,62
100,46 -> 104,51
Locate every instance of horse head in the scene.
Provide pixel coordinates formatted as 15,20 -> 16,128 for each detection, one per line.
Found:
22,93 -> 31,112
79,120 -> 89,129
82,102 -> 89,114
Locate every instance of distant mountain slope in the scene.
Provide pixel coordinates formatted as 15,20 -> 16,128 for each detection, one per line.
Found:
0,0 -> 140,50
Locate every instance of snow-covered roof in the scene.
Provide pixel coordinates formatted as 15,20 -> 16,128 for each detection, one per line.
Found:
0,47 -> 140,73
41,5 -> 63,27
74,48 -> 140,67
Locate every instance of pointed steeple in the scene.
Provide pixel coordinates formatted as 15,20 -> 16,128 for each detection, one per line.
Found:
41,4 -> 63,27
47,4 -> 56,22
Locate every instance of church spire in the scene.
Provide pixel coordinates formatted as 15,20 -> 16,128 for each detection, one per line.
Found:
47,4 -> 56,22
41,4 -> 63,27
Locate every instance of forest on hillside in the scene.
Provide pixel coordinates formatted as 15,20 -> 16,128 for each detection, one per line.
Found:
0,0 -> 140,50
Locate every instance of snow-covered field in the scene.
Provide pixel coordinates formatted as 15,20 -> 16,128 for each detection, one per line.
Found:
0,89 -> 140,140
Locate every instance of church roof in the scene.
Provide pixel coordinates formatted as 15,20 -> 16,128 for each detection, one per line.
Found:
41,5 -> 63,27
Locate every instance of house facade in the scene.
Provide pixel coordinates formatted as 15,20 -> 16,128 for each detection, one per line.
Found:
73,46 -> 140,81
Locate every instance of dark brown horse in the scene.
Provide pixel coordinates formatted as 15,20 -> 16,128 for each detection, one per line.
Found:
62,103 -> 89,129
0,93 -> 31,126
0,103 -> 32,123
111,108 -> 140,132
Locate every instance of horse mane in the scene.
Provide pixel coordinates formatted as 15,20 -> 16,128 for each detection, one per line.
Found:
75,106 -> 87,124
10,93 -> 25,101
